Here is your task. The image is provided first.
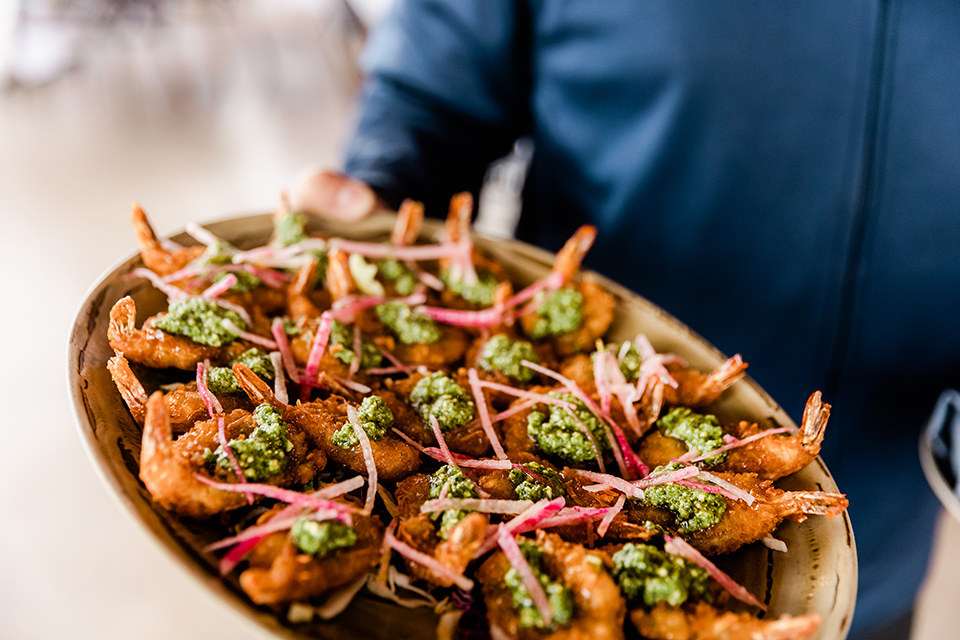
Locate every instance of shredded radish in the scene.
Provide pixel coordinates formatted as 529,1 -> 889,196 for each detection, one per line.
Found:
761,536 -> 788,552
416,268 -> 445,291
633,334 -> 682,392
467,369 -> 508,459
196,362 -> 250,501
596,494 -> 626,537
416,305 -> 506,328
474,498 -> 565,557
130,267 -> 190,299
348,405 -> 378,514
365,366 -> 407,376
502,270 -> 565,310
184,222 -> 221,247
241,264 -> 288,288
475,380 -> 576,410
374,343 -> 412,374
329,238 -> 461,261
594,347 -> 614,416
485,398 -> 538,423
366,573 -> 438,609
664,535 -> 767,610
497,526 -> 553,626
535,506 -> 617,529
689,426 -> 793,463
384,527 -> 475,591
575,470 -> 644,499
218,535 -> 263,575
221,318 -> 278,350
200,273 -> 238,298
192,474 -> 359,515
313,475 -> 366,500
695,471 -> 756,505
206,511 -> 329,552
331,375 -> 371,394
269,352 -> 288,405
429,415 -> 460,470
348,326 -> 363,378
514,463 -> 551,486
421,498 -> 535,515
270,318 -> 301,384
391,427 -> 429,452
561,406 -> 607,474
302,312 -> 333,400
209,298 -> 253,327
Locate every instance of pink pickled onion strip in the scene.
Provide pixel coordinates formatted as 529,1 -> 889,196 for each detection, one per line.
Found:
184,222 -> 221,247
348,326 -> 363,378
384,527 -> 475,591
374,343 -> 412,374
535,506 -> 616,529
196,362 -> 250,501
467,368 -> 508,459
302,312 -> 333,400
674,480 -> 733,496
130,267 -> 190,299
329,239 -> 461,261
195,361 -> 224,415
674,449 -> 701,464
391,428 -> 429,453
416,268 -> 445,291
348,405 -> 378,514
723,434 -> 739,445
269,352 -> 288,405
365,366 -> 407,376
192,475 -> 360,514
200,273 -> 238,298
694,471 -> 756,505
502,270 -> 565,310
270,318 -> 301,384
429,415 -> 459,469
634,465 -> 701,488
416,305 -> 506,328
207,511 -> 336,552
422,498 -> 534,515
561,406 -> 607,474
690,426 -> 793,463
596,494 -> 626,538
221,318 -> 278,350
574,470 -> 644,499
473,498 -> 565,558
496,526 -> 553,626
487,398 -> 538,423
218,535 -> 263,575
241,264 -> 288,288
664,535 -> 767,610
331,375 -> 372,394
475,380 -> 576,410
761,536 -> 788,552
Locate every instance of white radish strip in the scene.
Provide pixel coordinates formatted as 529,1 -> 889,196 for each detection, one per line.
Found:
535,506 -> 616,529
192,475 -> 360,515
421,498 -> 535,515
582,484 -> 611,493
160,263 -> 214,283
597,494 -> 626,538
374,343 -> 412,374
473,498 -> 565,557
664,535 -> 767,610
330,375 -> 372,394
430,415 -> 459,468
384,528 -> 475,591
210,298 -> 253,327
689,427 -> 793,463
467,368 -> 508,459
201,273 -> 238,298
674,449 -> 701,464
574,470 -> 644,499
761,536 -> 788,552
221,318 -> 278,350
486,398 -> 538,423
184,222 -> 222,247
475,380 -> 576,410
365,366 -> 407,376
206,511 -> 333,552
348,326 -> 363,378
130,267 -> 190,299
269,352 -> 288,405
496,526 -> 553,626
377,483 -> 399,519
674,480 -> 733,496
348,405 -> 378,514
270,319 -> 301,384
695,471 -> 756,505
366,575 -> 437,609
423,451 -> 513,469
416,305 -> 506,328
313,475 -> 366,500
303,312 -> 333,398
329,239 -> 461,261
634,465 -> 701,488
561,406 -> 607,474
391,428 -> 429,452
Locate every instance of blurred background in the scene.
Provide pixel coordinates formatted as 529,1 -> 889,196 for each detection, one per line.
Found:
0,1 -> 956,638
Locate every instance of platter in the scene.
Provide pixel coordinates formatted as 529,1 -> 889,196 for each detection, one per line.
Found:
67,212 -> 857,639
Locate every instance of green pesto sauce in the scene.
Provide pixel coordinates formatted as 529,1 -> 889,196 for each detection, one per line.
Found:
331,396 -> 394,448
154,298 -> 245,347
290,518 -> 357,556
618,342 -> 642,383
207,348 -> 276,394
504,539 -> 574,629
656,407 -> 727,465
612,543 -> 710,607
274,210 -> 309,247
478,334 -> 539,384
529,287 -> 584,340
429,465 -> 479,539
281,317 -> 300,336
527,392 -> 609,464
441,268 -> 499,306
378,258 -> 418,295
508,462 -> 566,501
199,239 -> 236,265
212,404 -> 293,481
328,320 -> 384,369
643,463 -> 727,532
409,372 -> 476,432
375,301 -> 442,344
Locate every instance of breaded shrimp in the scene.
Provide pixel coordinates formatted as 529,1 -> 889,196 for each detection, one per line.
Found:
630,602 -> 821,640
108,296 -> 222,370
131,202 -> 203,276
662,355 -> 748,409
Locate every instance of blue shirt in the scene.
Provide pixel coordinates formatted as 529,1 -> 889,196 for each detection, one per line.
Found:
345,1 -> 960,633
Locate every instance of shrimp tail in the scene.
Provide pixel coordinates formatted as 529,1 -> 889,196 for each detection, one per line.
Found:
800,391 -> 831,453
392,199 -> 424,246
326,248 -> 354,300
704,354 -> 748,396
108,296 -> 137,341
107,350 -> 148,424
131,201 -> 162,254
554,225 -> 597,281
233,363 -> 285,410
141,392 -> 173,471
445,192 -> 473,244
783,491 -> 849,521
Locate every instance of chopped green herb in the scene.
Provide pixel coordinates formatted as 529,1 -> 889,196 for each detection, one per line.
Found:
211,404 -> 293,481
612,543 -> 710,606
409,371 -> 476,432
618,342 -> 642,383
205,348 -> 276,395
154,298 -> 244,347
376,302 -> 442,344
529,287 -> 584,340
656,408 -> 727,465
290,518 -> 357,556
349,253 -> 385,296
479,334 -> 539,384
504,539 -> 574,629
527,392 -> 609,463
328,320 -> 383,369
274,210 -> 309,247
429,465 -> 479,539
331,396 -> 394,448
441,268 -> 499,306
508,462 -> 566,501
378,258 -> 418,295
643,463 -> 727,532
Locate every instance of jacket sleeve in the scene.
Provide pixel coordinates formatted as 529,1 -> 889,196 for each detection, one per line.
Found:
343,0 -> 530,213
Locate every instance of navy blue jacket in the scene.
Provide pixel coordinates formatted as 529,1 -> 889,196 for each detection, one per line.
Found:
344,1 -> 960,633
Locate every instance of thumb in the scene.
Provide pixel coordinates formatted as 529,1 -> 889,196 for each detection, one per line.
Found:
290,168 -> 384,222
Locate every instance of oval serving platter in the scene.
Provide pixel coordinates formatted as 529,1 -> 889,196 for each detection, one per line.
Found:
68,212 -> 857,640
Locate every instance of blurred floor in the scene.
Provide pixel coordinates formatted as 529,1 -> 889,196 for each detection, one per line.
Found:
0,6 -> 958,639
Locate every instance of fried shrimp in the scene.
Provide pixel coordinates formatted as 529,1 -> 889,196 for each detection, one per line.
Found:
630,602 -> 821,640
131,202 -> 204,276
108,296 -> 222,370
662,355 -> 748,409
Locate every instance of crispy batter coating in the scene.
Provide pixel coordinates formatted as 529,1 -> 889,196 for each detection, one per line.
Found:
630,602 -> 821,640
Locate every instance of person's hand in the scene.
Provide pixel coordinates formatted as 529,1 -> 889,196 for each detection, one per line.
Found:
290,168 -> 387,221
